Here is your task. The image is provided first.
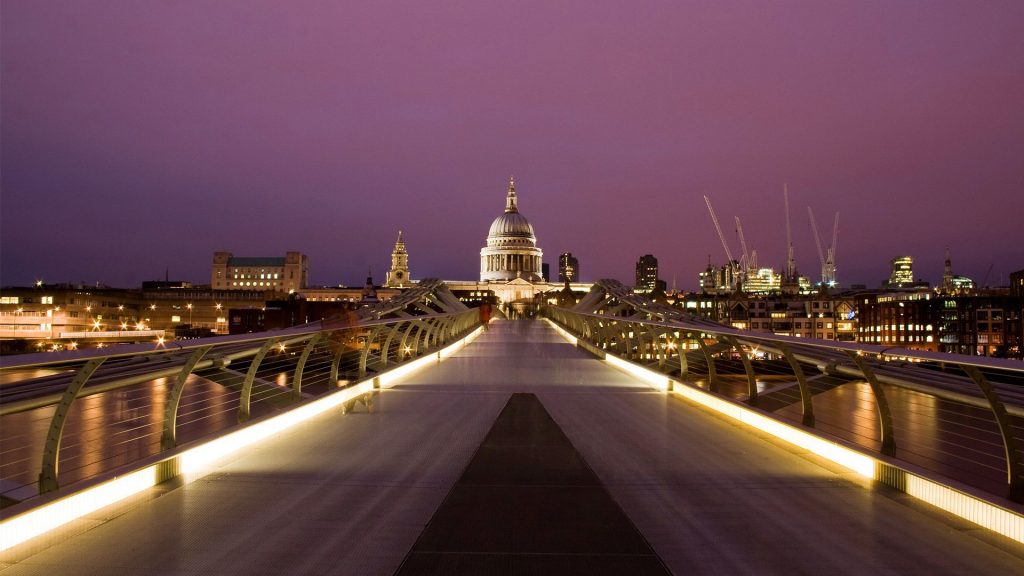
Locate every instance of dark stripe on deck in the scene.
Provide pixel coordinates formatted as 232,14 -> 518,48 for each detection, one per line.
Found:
394,392 -> 671,575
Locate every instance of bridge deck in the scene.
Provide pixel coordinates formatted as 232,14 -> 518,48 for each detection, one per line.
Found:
3,320 -> 1024,574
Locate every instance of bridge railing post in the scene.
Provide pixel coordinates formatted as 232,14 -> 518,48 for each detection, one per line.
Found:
778,342 -> 814,427
726,336 -> 758,407
239,338 -> 280,423
961,364 -> 1024,502
39,358 -> 106,494
162,345 -> 214,451
845,350 -> 895,457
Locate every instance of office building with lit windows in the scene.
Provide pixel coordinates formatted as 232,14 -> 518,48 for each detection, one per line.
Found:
559,253 -> 579,283
884,255 -> 927,288
635,254 -> 659,292
856,292 -> 1023,358
211,251 -> 308,292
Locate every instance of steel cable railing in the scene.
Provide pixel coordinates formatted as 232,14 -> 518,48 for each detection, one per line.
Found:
545,305 -> 1024,502
0,308 -> 481,507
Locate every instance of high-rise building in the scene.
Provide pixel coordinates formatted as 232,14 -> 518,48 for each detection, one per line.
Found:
211,251 -> 308,293
886,256 -> 914,287
558,253 -> 579,282
385,231 -> 411,288
942,248 -> 954,292
635,254 -> 658,292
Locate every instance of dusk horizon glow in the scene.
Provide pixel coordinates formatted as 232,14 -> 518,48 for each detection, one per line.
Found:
3,1 -> 1022,290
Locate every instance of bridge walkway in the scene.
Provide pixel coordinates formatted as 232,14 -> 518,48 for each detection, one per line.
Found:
2,320 -> 1023,574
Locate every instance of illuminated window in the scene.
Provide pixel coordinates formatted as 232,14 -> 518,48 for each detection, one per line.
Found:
41,296 -> 54,304
172,315 -> 181,322
0,297 -> 19,304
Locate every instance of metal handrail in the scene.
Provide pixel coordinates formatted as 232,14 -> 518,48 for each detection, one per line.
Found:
545,305 -> 1024,502
0,308 -> 482,500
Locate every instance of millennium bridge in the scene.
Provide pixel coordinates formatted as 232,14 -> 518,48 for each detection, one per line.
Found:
1,280 -> 1023,574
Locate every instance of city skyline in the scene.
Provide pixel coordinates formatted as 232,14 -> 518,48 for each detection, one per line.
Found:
3,2 -> 1023,289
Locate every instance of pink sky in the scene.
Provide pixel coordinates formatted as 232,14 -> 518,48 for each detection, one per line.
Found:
2,1 -> 1023,289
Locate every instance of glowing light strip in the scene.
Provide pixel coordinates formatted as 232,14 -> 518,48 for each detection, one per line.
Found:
668,381 -> 875,478
545,319 -> 1024,544
905,475 -> 1023,543
604,354 -> 672,391
544,319 -> 578,346
0,468 -> 156,552
0,324 -> 485,553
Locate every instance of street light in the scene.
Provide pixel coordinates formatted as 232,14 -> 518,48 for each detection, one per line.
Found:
187,303 -> 193,326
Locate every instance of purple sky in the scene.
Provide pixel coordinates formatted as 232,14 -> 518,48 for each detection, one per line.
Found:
3,1 -> 1023,290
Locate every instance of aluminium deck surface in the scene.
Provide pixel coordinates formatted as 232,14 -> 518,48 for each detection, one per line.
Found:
2,319 -> 1024,575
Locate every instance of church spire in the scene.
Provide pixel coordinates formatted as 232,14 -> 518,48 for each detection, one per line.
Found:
505,175 -> 518,213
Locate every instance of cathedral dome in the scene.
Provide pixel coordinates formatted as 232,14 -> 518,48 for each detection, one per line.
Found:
480,177 -> 544,282
487,211 -> 536,241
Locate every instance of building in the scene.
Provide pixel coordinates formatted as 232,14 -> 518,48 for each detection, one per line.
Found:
940,249 -> 974,294
884,254 -> 917,284
635,254 -> 658,292
856,292 -> 1023,358
1010,269 -> 1023,297
211,251 -> 308,293
856,291 -> 938,351
445,176 -> 591,311
559,253 -> 579,283
385,231 -> 411,288
140,285 -> 268,335
0,284 -> 147,351
480,177 -> 544,283
679,292 -> 857,342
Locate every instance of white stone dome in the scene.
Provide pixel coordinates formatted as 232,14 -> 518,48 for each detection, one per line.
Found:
487,211 -> 536,242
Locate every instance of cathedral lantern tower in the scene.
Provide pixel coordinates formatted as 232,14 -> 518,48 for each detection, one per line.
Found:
480,176 -> 544,282
385,230 -> 410,288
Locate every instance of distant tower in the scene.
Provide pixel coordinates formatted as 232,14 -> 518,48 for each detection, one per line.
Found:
635,254 -> 659,292
558,252 -> 579,283
887,256 -> 914,287
361,268 -> 379,303
942,247 -> 954,293
385,231 -> 410,288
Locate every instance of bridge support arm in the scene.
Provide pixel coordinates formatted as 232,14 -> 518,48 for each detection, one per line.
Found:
727,336 -> 758,407
962,365 -> 1024,502
779,343 -> 814,427
845,351 -> 895,457
162,346 -> 213,450
292,334 -> 323,401
39,358 -> 106,493
696,337 -> 719,393
239,338 -> 280,423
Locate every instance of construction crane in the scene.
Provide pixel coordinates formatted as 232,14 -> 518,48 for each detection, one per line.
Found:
703,195 -> 740,290
828,211 -> 839,286
735,216 -> 749,271
734,216 -> 758,271
808,207 -> 839,287
783,185 -> 796,283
